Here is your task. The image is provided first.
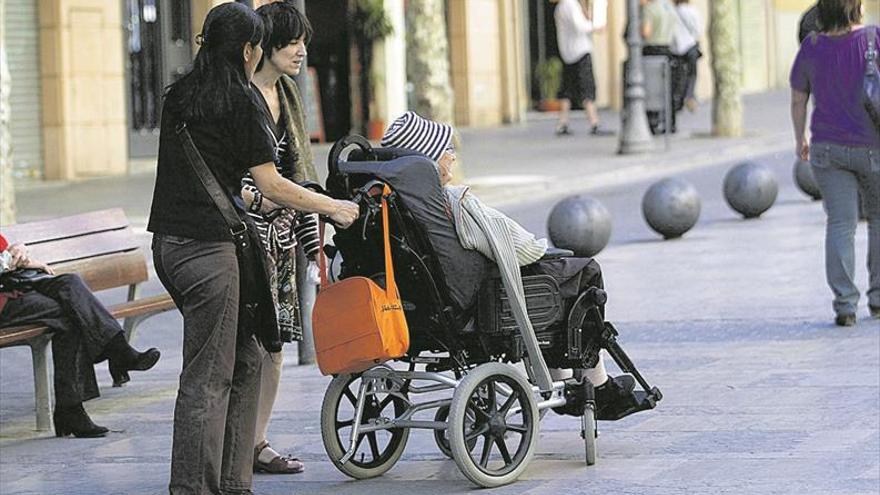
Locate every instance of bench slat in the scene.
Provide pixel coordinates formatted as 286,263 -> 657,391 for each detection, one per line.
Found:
54,250 -> 150,291
111,294 -> 177,319
0,327 -> 50,347
3,209 -> 129,245
26,228 -> 141,266
0,294 -> 175,348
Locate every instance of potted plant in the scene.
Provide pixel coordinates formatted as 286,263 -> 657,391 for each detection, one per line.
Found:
351,0 -> 394,139
534,57 -> 563,112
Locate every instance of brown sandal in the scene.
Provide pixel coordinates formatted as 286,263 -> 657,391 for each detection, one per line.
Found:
253,441 -> 305,474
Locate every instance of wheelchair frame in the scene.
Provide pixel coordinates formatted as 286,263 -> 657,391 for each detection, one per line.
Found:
317,135 -> 662,488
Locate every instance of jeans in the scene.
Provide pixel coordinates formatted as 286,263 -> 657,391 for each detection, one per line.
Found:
153,234 -> 263,495
0,274 -> 119,407
810,142 -> 880,316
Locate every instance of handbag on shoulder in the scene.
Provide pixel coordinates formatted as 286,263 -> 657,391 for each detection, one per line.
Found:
312,185 -> 410,375
176,123 -> 282,352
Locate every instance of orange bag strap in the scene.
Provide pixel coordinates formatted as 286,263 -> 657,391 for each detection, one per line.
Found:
380,185 -> 400,299
316,184 -> 399,298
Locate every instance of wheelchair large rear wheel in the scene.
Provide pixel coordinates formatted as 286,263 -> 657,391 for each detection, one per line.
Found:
320,372 -> 410,479
448,363 -> 539,488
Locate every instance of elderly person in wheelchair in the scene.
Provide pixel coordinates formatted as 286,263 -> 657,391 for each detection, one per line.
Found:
376,111 -> 646,421
315,112 -> 661,488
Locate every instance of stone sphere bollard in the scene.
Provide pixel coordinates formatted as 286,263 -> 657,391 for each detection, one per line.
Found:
641,178 -> 701,239
723,162 -> 779,219
793,158 -> 821,200
547,195 -> 612,257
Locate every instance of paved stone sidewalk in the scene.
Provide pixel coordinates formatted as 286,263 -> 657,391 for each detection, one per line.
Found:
2,89 -> 877,494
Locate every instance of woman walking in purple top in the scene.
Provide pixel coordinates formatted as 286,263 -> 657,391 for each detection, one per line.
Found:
790,0 -> 880,326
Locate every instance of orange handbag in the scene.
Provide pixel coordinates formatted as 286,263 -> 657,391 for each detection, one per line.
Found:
312,185 -> 410,375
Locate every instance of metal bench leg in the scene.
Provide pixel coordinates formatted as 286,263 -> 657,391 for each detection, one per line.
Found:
123,283 -> 142,342
29,336 -> 53,431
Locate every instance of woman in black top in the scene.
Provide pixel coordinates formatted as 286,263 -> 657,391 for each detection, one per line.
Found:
147,4 -> 357,494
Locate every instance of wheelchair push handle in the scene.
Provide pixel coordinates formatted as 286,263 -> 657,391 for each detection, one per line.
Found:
327,135 -> 373,177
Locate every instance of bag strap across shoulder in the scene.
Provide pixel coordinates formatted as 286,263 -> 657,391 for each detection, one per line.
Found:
318,184 -> 399,299
866,26 -> 878,70
176,122 -> 250,249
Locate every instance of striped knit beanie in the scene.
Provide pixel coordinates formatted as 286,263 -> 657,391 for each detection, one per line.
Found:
380,111 -> 453,161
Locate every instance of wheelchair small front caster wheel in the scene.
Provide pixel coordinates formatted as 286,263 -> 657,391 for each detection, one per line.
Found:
581,404 -> 597,466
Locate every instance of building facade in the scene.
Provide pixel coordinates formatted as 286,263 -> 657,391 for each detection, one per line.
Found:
2,0 -> 877,182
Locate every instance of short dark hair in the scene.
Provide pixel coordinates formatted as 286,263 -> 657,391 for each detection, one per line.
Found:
255,1 -> 313,71
817,0 -> 862,32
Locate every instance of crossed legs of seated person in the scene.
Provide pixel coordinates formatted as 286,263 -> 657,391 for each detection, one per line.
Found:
0,274 -> 160,437
252,350 -> 304,474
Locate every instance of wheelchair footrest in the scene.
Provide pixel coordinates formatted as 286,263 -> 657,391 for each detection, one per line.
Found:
597,388 -> 662,421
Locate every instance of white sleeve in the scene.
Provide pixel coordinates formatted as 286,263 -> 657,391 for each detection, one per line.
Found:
558,1 -> 594,35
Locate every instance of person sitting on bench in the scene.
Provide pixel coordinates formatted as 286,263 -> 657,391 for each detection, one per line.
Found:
0,233 -> 161,437
379,112 -> 644,420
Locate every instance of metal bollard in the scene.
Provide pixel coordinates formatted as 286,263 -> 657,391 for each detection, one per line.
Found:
296,247 -> 317,365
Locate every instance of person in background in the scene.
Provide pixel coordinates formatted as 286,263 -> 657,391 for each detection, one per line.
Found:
552,0 -> 613,136
0,233 -> 160,438
641,0 -> 679,133
790,0 -> 879,327
243,0 -> 320,475
672,0 -> 702,112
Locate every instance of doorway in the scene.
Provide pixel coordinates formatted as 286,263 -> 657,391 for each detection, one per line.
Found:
124,0 -> 193,158
305,0 -> 352,142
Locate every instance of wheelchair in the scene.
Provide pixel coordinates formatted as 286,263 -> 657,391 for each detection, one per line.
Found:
315,135 -> 662,488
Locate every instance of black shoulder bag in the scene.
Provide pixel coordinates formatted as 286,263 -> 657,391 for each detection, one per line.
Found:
175,123 -> 282,352
0,268 -> 56,292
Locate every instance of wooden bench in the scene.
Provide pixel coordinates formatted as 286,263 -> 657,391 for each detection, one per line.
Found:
0,208 -> 176,431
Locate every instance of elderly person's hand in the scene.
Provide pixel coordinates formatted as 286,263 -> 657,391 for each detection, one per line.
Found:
4,243 -> 55,274
7,243 -> 30,270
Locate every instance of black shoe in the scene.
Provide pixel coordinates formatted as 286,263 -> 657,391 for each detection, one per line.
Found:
555,124 -> 572,136
109,348 -> 160,387
590,125 -> 614,136
835,314 -> 856,327
594,374 -> 642,421
54,404 -> 108,438
869,305 -> 880,319
103,333 -> 161,386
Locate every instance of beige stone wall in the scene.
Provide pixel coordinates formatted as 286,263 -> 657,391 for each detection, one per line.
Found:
448,0 -> 527,127
39,0 -> 127,180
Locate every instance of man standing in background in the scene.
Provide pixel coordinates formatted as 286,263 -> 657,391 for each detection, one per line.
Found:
553,0 -> 613,136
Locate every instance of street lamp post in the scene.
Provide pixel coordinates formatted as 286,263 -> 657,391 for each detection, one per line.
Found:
618,0 -> 653,154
